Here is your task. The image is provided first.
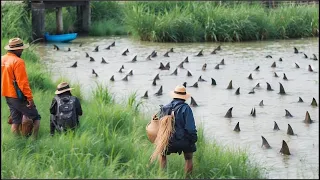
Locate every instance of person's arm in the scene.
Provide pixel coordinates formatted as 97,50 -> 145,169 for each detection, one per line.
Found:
50,115 -> 55,136
14,60 -> 33,101
184,105 -> 198,143
75,98 -> 83,116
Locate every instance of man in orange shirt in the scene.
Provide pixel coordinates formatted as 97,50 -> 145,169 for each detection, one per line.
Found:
1,38 -> 41,138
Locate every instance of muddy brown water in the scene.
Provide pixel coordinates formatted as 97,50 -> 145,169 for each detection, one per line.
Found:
36,36 -> 319,179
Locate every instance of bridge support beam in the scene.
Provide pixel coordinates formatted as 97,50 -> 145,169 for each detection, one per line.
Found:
81,1 -> 91,33
31,3 -> 45,40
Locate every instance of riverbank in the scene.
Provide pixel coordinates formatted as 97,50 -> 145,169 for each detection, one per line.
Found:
1,37 -> 265,178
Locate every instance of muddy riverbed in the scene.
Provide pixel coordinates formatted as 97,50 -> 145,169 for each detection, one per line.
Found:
36,36 -> 319,179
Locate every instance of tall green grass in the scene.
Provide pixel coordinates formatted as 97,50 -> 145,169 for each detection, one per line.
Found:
124,2 -> 319,42
1,39 -> 266,178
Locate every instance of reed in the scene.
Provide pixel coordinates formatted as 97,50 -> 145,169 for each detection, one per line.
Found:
124,2 -> 319,42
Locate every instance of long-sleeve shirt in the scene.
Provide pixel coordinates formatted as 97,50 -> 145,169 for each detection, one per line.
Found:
163,99 -> 198,143
1,52 -> 33,101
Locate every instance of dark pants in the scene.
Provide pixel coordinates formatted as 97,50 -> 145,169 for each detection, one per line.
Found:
50,115 -> 79,135
5,97 -> 41,124
165,138 -> 197,155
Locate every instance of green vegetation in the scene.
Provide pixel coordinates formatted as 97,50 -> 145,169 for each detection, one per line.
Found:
123,2 -> 319,42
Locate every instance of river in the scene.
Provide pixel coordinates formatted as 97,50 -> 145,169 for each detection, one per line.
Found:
35,36 -> 319,179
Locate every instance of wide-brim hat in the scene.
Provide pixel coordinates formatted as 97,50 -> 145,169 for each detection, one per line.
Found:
4,37 -> 29,50
170,85 -> 191,100
55,82 -> 74,95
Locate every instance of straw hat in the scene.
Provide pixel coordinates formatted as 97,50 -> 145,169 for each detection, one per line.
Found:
170,85 -> 191,100
4,38 -> 29,50
55,82 -> 74,95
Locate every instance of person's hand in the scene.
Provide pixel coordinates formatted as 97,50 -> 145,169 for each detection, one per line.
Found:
26,99 -> 34,109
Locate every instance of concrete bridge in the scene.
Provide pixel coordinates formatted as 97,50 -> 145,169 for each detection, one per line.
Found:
30,0 -> 91,40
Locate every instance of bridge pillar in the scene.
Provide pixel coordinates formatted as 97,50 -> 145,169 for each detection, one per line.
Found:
31,2 -> 45,40
56,7 -> 63,34
81,1 -> 91,33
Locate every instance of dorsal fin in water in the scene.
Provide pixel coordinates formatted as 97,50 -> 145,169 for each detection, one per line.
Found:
110,75 -> 115,81
152,78 -> 156,86
85,52 -> 89,57
255,83 -> 260,88
251,107 -> 256,117
146,55 -> 151,60
125,48 -> 129,53
266,82 -> 273,91
211,49 -> 217,54
187,71 -> 192,77
90,57 -> 95,62
110,41 -> 115,47
294,47 -> 299,54
196,49 -> 203,56
101,57 -> 107,64
68,47 -> 71,51
198,76 -> 206,82
224,107 -> 233,118
202,63 -> 207,71
94,45 -> 99,52
155,73 -> 160,80
279,57 -> 283,61
214,64 -> 220,69
142,91 -> 148,99
177,61 -> 184,68
122,75 -> 128,81
216,45 -> 221,51
280,140 -> 291,155
285,109 -> 293,117
211,78 -> 217,86
183,82 -> 187,88
190,82 -> 198,88
255,66 -> 260,71
122,51 -> 127,56
287,124 -> 294,135
283,73 -> 288,80
259,100 -> 264,106
279,82 -> 286,94
298,97 -> 304,102
155,86 -> 163,96
165,62 -> 170,70
233,122 -> 240,132
190,97 -> 198,107
273,121 -> 280,130
169,48 -> 174,52
274,72 -> 279,77
219,59 -> 225,65
248,73 -> 253,80
304,53 -> 308,58
118,67 -> 123,73
261,136 -> 271,149
79,43 -> 83,47
128,70 -> 133,76
164,51 -> 170,57
304,111 -> 313,124
53,44 -> 60,50
226,80 -> 233,89
311,54 -> 318,60
235,87 -> 240,95
294,63 -> 300,68
70,61 -> 77,68
132,55 -> 137,62
248,88 -> 255,94
308,65 -> 313,72
271,61 -> 276,68
105,45 -> 111,50
184,56 -> 189,63
311,97 -> 317,106
266,55 -> 272,58
159,62 -> 165,69
121,65 -> 124,69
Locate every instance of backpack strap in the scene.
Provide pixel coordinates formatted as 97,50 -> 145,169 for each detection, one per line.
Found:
170,102 -> 186,116
54,96 -> 60,116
